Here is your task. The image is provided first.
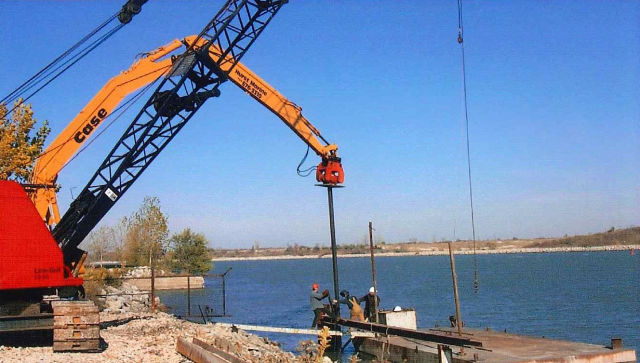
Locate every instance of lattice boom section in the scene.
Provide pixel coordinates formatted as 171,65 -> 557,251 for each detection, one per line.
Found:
54,0 -> 286,256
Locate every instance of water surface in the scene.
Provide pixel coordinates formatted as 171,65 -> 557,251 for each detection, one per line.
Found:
157,251 -> 639,359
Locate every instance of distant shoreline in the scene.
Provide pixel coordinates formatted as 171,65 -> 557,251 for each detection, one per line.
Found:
211,244 -> 640,262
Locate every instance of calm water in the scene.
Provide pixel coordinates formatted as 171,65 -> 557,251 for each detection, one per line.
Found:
157,251 -> 639,359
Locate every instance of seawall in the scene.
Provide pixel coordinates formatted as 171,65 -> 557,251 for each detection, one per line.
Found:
124,276 -> 205,291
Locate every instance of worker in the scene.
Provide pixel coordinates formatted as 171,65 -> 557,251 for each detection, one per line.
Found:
310,283 -> 330,328
359,286 -> 381,322
449,314 -> 464,327
336,290 -> 365,321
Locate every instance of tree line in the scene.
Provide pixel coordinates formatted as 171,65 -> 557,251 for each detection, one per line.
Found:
86,196 -> 212,275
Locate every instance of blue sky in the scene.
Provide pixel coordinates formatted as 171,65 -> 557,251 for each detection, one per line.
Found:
1,1 -> 638,248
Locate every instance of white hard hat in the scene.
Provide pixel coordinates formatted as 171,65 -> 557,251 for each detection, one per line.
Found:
369,287 -> 375,293
393,306 -> 402,312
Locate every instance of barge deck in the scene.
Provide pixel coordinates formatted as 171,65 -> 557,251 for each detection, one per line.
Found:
355,326 -> 636,363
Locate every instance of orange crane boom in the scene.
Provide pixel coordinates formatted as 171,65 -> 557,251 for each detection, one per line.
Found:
2,0 -> 288,347
30,39 -> 184,227
195,36 -> 343,187
31,36 -> 343,227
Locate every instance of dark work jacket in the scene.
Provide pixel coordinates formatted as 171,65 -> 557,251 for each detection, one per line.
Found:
337,296 -> 356,309
359,294 -> 380,318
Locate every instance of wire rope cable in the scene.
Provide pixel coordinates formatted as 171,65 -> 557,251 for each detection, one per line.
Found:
457,0 -> 479,293
35,65 -> 170,164
1,12 -> 118,105
17,26 -> 123,99
51,78 -> 161,175
5,24 -> 126,116
1,6 -> 135,117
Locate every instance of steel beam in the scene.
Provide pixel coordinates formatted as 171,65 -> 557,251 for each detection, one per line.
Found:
329,317 -> 483,348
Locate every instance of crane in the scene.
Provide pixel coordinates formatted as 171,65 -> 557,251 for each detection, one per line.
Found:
51,0 -> 289,273
30,36 -> 343,230
0,0 -> 288,351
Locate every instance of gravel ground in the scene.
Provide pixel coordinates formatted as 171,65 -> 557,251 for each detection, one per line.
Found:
0,312 -> 301,363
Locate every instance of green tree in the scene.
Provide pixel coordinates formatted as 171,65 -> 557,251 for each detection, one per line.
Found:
0,100 -> 50,182
169,228 -> 212,274
123,196 -> 169,267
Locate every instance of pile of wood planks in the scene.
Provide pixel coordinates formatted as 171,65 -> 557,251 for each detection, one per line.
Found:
176,337 -> 250,363
51,300 -> 100,352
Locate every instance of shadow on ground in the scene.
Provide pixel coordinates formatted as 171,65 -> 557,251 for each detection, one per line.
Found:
0,330 -> 52,347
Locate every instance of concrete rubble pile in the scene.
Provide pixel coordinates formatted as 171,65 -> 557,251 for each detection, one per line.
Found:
0,283 -> 324,363
195,322 -> 299,363
124,266 -> 170,278
0,312 -> 312,363
98,282 -> 159,314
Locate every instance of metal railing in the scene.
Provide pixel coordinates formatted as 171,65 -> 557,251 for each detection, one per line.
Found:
84,267 -> 232,319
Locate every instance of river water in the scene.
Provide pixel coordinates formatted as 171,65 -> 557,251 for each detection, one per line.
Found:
157,251 -> 639,360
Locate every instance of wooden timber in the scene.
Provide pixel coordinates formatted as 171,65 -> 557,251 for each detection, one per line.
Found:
176,336 -> 250,363
193,337 -> 252,363
51,300 -> 100,352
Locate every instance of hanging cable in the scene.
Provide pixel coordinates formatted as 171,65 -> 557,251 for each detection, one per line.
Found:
6,25 -> 125,116
33,63 -> 170,167
452,106 -> 467,243
296,145 -> 317,177
1,13 -> 118,106
0,14 -> 117,104
2,0 -> 148,110
457,0 -> 479,294
40,78 -> 160,175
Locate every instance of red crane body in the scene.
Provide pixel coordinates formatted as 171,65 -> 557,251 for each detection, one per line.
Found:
0,180 -> 82,291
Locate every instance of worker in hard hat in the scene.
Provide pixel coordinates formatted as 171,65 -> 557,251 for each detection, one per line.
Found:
359,286 -> 381,322
310,283 -> 330,328
336,290 -> 365,321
